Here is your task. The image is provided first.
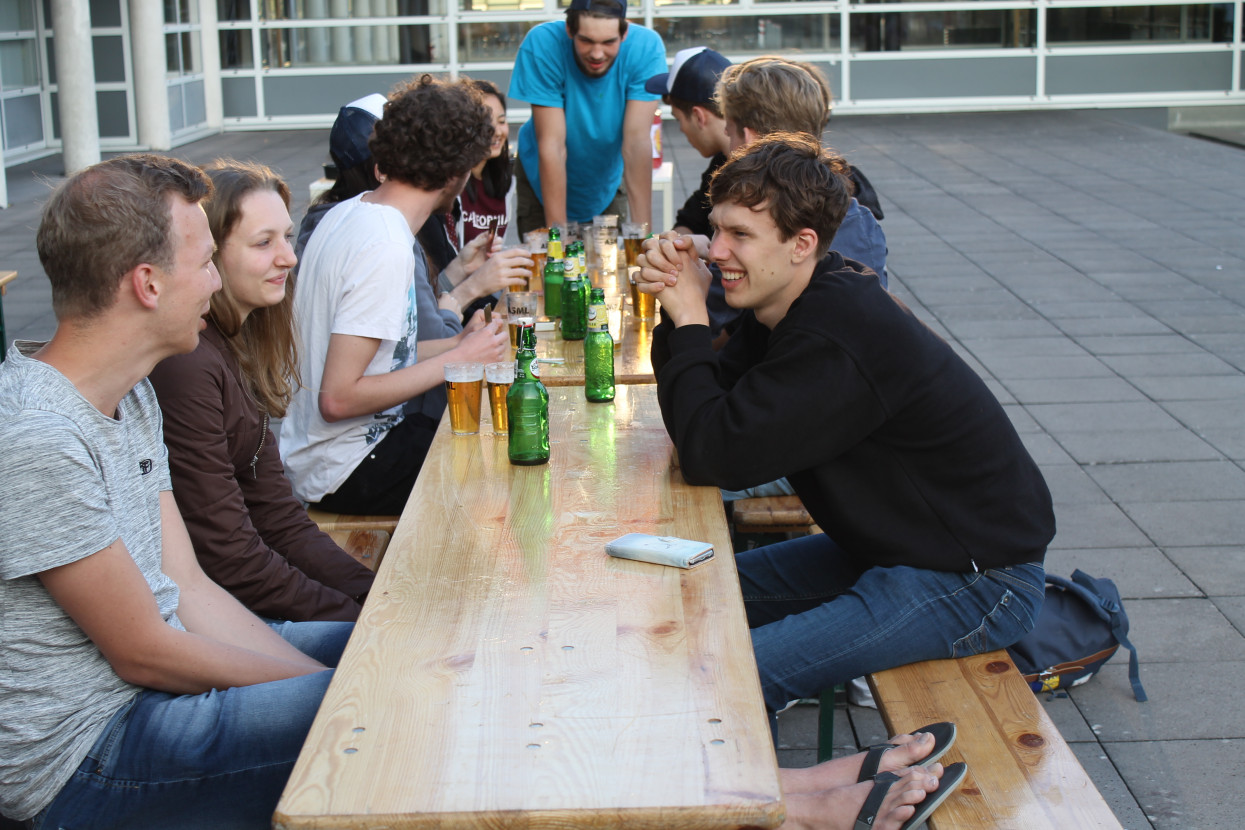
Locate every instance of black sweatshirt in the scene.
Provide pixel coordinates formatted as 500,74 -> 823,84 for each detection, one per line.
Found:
653,254 -> 1054,573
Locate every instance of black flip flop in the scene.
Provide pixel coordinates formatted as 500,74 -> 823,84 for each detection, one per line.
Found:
856,721 -> 958,782
900,761 -> 967,830
852,761 -> 968,830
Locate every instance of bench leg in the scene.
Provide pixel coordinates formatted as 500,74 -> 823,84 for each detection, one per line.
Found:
816,684 -> 843,763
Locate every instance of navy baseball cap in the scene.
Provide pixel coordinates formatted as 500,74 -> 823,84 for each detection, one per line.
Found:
328,93 -> 387,173
566,0 -> 627,17
644,47 -> 731,104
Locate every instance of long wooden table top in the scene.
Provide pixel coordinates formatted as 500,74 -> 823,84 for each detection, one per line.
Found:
276,384 -> 783,830
533,315 -> 656,387
870,651 -> 1123,829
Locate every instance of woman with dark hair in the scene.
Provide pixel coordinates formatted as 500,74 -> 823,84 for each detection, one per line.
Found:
150,159 -> 375,622
459,80 -> 514,247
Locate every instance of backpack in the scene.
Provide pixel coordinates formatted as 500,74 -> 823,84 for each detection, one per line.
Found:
1006,570 -> 1147,702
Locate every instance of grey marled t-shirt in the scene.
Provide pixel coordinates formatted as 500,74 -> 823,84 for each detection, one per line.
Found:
0,343 -> 184,821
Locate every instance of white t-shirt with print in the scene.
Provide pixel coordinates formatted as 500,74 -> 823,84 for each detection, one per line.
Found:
282,194 -> 419,502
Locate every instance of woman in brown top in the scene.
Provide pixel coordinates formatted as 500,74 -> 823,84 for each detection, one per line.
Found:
149,160 -> 374,621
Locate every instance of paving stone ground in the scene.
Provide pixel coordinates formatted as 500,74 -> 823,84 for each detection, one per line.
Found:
3,108 -> 1243,829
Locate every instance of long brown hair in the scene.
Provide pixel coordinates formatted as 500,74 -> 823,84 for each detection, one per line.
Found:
201,159 -> 300,418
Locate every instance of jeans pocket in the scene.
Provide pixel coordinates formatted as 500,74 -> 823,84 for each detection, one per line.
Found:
951,587 -> 1030,658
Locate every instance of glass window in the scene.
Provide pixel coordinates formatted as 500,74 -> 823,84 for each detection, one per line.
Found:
89,0 -> 122,28
0,0 -> 36,31
218,0 -> 252,21
459,0 -> 544,11
1047,5 -> 1229,44
653,15 -> 841,54
458,21 -> 537,61
850,9 -> 1035,50
0,40 -> 40,90
165,0 -> 195,24
220,28 -> 255,68
261,0 -> 447,20
261,23 -> 439,67
167,30 -> 201,74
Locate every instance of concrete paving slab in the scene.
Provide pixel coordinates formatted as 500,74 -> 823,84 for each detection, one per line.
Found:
1075,334 -> 1206,356
1043,547 -> 1202,599
1074,662 -> 1245,741
1020,433 -> 1077,465
972,354 -> 1116,380
1054,429 -> 1222,465
1216,596 -> 1245,634
1002,377 -> 1147,404
1099,352 -> 1240,377
1121,500 -> 1245,547
1048,501 -> 1152,549
1041,464 -> 1112,504
1068,741 -> 1151,830
1053,316 -> 1177,337
1162,547 -> 1245,596
1125,597 -> 1245,662
1028,401 -> 1185,433
959,336 -> 1095,359
1086,460 -> 1245,502
1104,739 -> 1245,829
1130,374 -> 1245,401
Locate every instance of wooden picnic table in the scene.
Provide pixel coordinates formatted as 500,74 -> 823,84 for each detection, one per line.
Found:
532,313 -> 657,387
275,384 -> 783,830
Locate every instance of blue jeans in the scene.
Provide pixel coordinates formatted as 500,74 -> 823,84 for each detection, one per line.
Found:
738,534 -> 1044,711
31,621 -> 353,830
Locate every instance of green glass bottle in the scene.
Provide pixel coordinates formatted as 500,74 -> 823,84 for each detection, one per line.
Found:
543,227 -> 564,318
584,287 -> 615,403
507,323 -> 550,465
560,245 -> 587,341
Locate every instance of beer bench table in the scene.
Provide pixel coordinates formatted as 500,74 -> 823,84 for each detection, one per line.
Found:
870,650 -> 1123,829
276,384 -> 784,829
533,315 -> 656,387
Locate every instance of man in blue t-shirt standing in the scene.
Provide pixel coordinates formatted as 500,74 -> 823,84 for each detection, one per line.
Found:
509,0 -> 666,235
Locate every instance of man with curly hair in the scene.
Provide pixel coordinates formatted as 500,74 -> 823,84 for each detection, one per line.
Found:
639,134 -> 1054,719
508,0 -> 666,234
283,75 -> 511,515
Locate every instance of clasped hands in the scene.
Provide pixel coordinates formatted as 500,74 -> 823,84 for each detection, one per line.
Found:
635,232 -> 712,328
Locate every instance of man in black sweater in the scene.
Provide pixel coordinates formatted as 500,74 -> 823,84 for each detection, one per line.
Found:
641,134 -> 1055,713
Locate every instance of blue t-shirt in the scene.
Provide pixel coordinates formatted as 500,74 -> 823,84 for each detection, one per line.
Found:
510,20 -> 665,222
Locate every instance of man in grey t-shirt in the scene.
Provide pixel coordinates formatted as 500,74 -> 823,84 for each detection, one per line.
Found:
0,155 -> 354,827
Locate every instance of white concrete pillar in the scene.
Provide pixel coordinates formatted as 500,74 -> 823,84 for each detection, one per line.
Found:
130,0 -> 172,150
50,0 -> 100,173
331,0 -> 352,64
353,0 -> 374,64
199,0 -> 222,128
1,138 -> 8,208
307,0 -> 330,65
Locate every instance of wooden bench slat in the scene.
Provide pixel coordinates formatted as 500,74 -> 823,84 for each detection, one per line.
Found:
869,650 -> 1123,829
306,508 -> 399,535
324,528 -> 389,572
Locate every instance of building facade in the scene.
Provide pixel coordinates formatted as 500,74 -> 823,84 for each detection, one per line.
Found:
2,0 -> 1243,169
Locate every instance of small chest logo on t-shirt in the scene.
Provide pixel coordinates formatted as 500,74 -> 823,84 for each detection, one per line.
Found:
139,459 -> 153,475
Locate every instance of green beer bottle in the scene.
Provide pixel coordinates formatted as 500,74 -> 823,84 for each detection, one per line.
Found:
507,323 -> 550,465
560,244 -> 587,341
584,288 -> 615,403
543,227 -> 564,318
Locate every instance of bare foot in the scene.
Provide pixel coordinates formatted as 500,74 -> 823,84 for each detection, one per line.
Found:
780,765 -> 943,830
779,730 -> 936,794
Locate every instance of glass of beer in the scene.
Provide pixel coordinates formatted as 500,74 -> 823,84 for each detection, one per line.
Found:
485,361 -> 515,434
444,362 -> 483,435
622,222 -> 649,303
523,229 -> 548,295
507,315 -> 534,352
606,295 -> 624,349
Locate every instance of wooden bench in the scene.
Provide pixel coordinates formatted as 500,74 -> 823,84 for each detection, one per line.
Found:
323,528 -> 390,572
305,508 -> 399,536
731,495 -> 820,535
869,649 -> 1123,828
